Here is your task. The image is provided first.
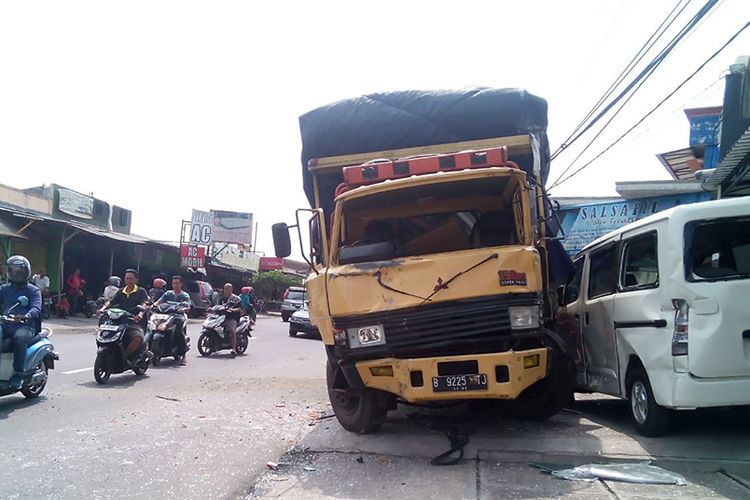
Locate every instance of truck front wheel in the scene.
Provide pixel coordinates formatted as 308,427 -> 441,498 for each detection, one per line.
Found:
499,330 -> 575,421
326,361 -> 390,434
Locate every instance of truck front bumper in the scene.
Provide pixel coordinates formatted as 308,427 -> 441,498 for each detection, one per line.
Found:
353,348 -> 549,403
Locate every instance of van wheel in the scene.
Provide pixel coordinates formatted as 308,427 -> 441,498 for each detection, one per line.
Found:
627,366 -> 671,437
326,361 -> 389,434
498,330 -> 575,421
281,312 -> 290,322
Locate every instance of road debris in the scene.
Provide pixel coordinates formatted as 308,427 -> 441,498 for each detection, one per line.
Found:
534,462 -> 688,485
156,395 -> 181,402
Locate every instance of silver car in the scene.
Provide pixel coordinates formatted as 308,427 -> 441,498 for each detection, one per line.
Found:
281,287 -> 306,322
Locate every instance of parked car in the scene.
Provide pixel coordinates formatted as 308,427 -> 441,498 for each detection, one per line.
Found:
185,279 -> 214,317
557,198 -> 750,437
281,286 -> 306,322
289,305 -> 319,337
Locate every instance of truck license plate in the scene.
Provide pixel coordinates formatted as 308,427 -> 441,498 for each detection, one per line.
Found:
432,374 -> 488,392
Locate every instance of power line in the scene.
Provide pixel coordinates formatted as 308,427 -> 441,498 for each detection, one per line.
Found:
548,0 -> 720,186
555,0 -> 691,155
548,0 -> 717,189
548,21 -> 750,190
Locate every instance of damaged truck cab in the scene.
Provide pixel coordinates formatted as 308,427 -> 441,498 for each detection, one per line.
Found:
274,89 -> 574,433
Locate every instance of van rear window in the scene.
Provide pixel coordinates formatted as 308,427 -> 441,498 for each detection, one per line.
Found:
685,216 -> 750,281
287,291 -> 306,301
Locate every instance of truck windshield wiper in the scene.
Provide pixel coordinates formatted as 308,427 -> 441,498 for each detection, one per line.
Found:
375,271 -> 431,301
419,253 -> 499,305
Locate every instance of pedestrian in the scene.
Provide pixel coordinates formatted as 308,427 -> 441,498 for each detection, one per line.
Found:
66,268 -> 85,317
32,269 -> 50,295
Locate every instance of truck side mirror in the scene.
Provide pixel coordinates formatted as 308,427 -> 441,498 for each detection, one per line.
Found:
272,223 -> 292,258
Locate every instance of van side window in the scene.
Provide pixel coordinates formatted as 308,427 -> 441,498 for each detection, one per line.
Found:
588,245 -> 617,299
686,216 -> 750,281
620,232 -> 659,290
564,258 -> 584,304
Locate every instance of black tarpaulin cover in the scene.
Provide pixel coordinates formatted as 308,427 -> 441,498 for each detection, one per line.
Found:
299,87 -> 550,209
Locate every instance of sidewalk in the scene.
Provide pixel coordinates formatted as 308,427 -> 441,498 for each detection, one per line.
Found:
248,402 -> 750,499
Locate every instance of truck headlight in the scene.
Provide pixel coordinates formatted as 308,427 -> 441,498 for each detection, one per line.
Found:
509,306 -> 540,330
346,324 -> 385,348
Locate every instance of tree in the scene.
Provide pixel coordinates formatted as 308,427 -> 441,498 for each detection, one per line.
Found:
249,271 -> 303,301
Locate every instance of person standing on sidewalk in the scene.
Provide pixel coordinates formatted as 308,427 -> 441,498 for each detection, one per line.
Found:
66,268 -> 85,317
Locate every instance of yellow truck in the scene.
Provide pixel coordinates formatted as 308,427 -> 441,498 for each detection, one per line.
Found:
273,89 -> 575,433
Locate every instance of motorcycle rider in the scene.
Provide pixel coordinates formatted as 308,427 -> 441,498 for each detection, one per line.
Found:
218,283 -> 243,357
239,286 -> 258,323
0,256 -> 42,389
153,275 -> 191,365
149,278 -> 167,303
103,276 -> 121,302
99,269 -> 150,359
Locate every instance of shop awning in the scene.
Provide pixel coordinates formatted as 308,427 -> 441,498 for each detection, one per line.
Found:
0,213 -> 29,240
65,221 -> 147,245
703,126 -> 750,195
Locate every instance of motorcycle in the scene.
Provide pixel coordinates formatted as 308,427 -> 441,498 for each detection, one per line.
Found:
82,294 -> 97,319
0,297 -> 59,399
42,292 -> 52,320
197,304 -> 251,357
145,301 -> 191,366
94,306 -> 151,384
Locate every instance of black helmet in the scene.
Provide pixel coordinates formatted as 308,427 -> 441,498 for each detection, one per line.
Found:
6,255 -> 31,284
107,276 -> 122,287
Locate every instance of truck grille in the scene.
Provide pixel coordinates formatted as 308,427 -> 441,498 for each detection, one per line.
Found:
333,293 -> 540,359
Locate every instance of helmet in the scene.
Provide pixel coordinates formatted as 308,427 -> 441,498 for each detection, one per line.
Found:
107,276 -> 121,287
6,255 -> 31,284
241,286 -> 252,294
153,278 -> 167,288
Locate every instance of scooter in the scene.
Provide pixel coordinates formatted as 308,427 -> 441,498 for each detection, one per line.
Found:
197,304 -> 251,357
41,291 -> 52,320
94,306 -> 151,384
145,301 -> 191,366
82,294 -> 97,319
0,297 -> 59,399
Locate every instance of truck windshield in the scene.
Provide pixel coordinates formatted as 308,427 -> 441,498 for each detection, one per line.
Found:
686,216 -> 750,281
338,175 -> 526,264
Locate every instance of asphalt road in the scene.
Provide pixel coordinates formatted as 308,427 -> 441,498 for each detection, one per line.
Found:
0,315 -> 328,499
3,315 -> 749,499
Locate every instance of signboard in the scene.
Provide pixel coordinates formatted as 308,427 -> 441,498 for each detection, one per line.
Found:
190,209 -> 213,245
180,244 -> 205,269
212,244 -> 260,272
260,256 -> 284,271
211,210 -> 253,245
557,192 -> 711,255
58,188 -> 94,219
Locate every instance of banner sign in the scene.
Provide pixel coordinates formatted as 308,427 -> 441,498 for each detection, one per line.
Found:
210,210 -> 253,245
180,244 -> 205,269
190,209 -> 213,245
58,188 -> 94,219
557,192 -> 711,255
259,256 -> 284,271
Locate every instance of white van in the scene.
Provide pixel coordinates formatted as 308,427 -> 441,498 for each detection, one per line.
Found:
557,197 -> 750,436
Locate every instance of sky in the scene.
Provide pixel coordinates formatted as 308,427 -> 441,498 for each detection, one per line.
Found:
1,0 -> 748,258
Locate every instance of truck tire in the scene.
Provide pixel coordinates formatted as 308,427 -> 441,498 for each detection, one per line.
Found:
499,330 -> 575,421
326,361 -> 389,434
627,365 -> 671,437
